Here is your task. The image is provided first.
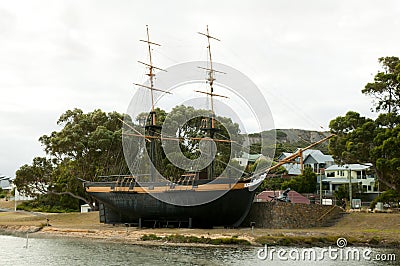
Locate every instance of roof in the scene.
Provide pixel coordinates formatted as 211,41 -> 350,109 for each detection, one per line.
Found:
304,151 -> 334,164
0,176 -> 13,190
282,163 -> 302,175
256,190 -> 310,204
0,175 -> 14,181
238,152 -> 264,162
322,178 -> 366,184
325,164 -> 372,171
279,149 -> 333,163
278,152 -> 292,160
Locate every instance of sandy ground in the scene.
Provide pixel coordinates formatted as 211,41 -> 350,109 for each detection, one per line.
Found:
1,200 -> 399,247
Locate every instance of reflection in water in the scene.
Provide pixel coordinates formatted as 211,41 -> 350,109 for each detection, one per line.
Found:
0,235 -> 397,266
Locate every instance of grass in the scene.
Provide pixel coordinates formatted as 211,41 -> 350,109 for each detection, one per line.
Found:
141,233 -> 251,245
254,235 -> 339,247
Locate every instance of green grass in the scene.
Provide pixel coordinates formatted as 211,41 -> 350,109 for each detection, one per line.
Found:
140,234 -> 162,241
254,235 -> 341,247
17,201 -> 77,213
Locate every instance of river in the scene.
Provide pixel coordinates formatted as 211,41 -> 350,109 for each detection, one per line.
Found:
0,235 -> 398,265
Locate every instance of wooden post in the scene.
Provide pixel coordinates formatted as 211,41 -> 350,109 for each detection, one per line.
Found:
299,149 -> 304,175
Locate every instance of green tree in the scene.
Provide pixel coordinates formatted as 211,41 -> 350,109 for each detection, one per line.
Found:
329,111 -> 400,192
281,166 -> 317,193
157,105 -> 243,178
256,165 -> 287,193
14,109 -> 128,210
362,56 -> 400,114
369,189 -> 400,209
334,183 -> 365,203
14,157 -> 54,197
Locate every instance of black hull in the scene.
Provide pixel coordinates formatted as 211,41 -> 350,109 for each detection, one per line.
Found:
87,188 -> 255,228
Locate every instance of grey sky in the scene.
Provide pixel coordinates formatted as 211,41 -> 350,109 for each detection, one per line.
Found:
1,0 -> 400,177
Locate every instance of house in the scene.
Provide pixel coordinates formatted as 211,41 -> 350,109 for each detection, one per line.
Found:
233,152 -> 267,167
277,149 -> 334,175
256,190 -> 310,204
0,175 -> 35,201
323,164 -> 377,199
0,175 -> 13,191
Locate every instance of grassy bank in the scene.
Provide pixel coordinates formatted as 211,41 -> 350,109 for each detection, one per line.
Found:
0,205 -> 399,247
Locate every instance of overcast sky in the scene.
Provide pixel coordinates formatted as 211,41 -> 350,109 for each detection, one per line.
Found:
1,0 -> 400,177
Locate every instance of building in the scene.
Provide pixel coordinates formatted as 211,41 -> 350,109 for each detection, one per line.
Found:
323,164 -> 377,199
277,149 -> 334,175
256,190 -> 310,204
233,152 -> 267,167
0,175 -> 13,191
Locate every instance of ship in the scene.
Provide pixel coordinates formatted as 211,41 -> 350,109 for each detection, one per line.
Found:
83,26 -> 334,228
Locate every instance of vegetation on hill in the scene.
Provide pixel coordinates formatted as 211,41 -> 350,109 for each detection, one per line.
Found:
248,129 -> 329,157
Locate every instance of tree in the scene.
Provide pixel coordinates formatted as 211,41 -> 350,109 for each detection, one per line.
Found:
369,189 -> 400,209
329,111 -> 400,192
281,166 -> 317,193
362,56 -> 400,114
153,105 -> 243,179
14,157 -> 54,197
255,163 -> 287,193
14,109 -> 128,210
334,183 -> 365,203
329,56 -> 400,193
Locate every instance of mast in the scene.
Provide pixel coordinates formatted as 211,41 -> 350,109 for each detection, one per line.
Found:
197,25 -> 228,180
134,25 -> 170,182
135,25 -> 170,126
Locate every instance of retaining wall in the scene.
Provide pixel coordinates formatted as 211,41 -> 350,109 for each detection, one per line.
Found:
242,202 -> 344,228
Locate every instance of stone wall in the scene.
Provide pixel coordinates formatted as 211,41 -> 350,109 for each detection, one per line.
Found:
242,202 -> 344,228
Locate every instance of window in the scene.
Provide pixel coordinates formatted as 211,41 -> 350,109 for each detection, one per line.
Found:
327,172 -> 335,177
368,185 -> 371,191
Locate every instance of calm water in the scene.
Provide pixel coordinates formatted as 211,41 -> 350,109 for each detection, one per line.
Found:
0,235 -> 398,265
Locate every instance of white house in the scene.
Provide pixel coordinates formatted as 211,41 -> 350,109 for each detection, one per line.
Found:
0,175 -> 13,191
323,164 -> 377,195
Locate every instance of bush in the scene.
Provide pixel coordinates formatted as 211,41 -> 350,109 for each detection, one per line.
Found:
0,187 -> 7,198
370,189 -> 400,209
281,166 -> 317,193
140,234 -> 162,241
16,194 -> 79,213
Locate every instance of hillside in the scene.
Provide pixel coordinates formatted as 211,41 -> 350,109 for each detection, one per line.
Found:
246,129 -> 330,156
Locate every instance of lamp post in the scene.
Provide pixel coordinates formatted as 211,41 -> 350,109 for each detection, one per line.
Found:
346,165 -> 352,209
319,165 -> 323,204
14,188 -> 18,212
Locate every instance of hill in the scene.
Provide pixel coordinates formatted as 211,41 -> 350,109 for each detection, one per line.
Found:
246,129 -> 330,157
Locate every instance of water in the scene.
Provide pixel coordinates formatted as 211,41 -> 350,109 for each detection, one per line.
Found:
0,235 -> 398,265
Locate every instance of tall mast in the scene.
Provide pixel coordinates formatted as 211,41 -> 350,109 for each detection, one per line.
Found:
197,25 -> 227,129
135,25 -> 170,126
134,25 -> 170,182
197,25 -> 228,180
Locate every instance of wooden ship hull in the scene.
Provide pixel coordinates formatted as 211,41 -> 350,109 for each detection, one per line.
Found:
84,178 -> 256,228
